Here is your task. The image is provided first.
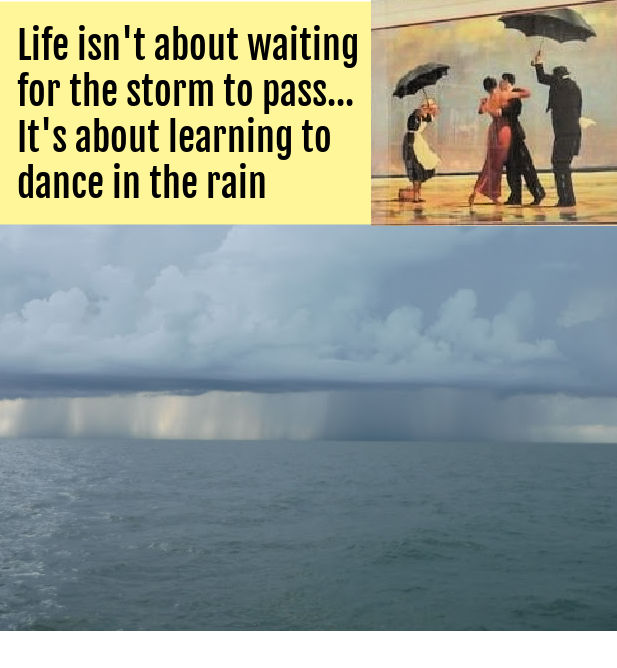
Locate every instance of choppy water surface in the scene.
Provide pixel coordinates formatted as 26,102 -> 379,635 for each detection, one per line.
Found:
1,438 -> 616,630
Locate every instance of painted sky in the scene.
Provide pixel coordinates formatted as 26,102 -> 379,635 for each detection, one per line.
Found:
372,1 -> 617,174
1,225 -> 616,442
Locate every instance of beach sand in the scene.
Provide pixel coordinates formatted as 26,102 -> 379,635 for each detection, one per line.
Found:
371,172 -> 617,225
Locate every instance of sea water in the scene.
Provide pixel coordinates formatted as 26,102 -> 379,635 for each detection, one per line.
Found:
1,438 -> 616,630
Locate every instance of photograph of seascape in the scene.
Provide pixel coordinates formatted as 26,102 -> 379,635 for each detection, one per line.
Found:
1,225 -> 616,631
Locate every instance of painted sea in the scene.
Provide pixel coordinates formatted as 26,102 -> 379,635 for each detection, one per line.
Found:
1,438 -> 616,630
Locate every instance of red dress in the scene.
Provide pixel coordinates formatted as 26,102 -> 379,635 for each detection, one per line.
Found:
473,116 -> 512,202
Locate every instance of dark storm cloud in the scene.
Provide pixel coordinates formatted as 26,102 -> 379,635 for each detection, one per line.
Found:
0,226 -> 616,400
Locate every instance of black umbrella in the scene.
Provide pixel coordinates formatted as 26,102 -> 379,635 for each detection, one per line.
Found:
393,63 -> 450,99
499,8 -> 596,43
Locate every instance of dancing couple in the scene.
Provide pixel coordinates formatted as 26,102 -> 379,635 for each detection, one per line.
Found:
469,73 -> 545,207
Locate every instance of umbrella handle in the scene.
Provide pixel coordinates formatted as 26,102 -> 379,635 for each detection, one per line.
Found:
531,43 -> 543,67
530,34 -> 545,67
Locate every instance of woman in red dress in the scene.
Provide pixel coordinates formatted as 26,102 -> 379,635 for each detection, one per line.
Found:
469,77 -> 531,206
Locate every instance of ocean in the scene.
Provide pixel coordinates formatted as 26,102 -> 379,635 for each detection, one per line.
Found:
1,438 -> 616,630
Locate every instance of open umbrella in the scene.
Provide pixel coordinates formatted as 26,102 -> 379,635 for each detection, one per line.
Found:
393,63 -> 450,100
499,8 -> 596,46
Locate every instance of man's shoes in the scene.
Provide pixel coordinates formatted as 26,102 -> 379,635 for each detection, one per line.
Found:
504,197 -> 521,206
530,193 -> 545,206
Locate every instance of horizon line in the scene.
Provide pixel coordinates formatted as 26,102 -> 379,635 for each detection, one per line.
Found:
1,435 -> 616,446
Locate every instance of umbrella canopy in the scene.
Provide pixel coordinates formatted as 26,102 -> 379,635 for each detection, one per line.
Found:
393,63 -> 450,98
499,8 -> 596,43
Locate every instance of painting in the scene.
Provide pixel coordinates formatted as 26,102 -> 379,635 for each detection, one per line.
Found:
371,0 -> 617,224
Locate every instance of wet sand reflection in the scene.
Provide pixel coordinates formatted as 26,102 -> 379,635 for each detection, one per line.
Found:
372,172 -> 617,225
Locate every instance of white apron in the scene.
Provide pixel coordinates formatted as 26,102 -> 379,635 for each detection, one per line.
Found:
412,121 -> 440,170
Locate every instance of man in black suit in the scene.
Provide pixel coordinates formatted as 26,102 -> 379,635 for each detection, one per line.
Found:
533,53 -> 582,207
500,72 -> 545,206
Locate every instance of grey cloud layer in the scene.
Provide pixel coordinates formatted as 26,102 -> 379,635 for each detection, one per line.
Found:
0,226 -> 616,398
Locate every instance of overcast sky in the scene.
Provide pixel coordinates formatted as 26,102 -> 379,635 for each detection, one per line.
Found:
1,225 -> 616,442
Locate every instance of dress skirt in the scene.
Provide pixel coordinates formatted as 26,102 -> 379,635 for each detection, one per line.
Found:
473,117 -> 512,201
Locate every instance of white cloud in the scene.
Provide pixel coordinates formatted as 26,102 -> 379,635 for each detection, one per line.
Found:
0,226 -> 615,399
557,290 -> 617,328
0,226 -> 502,381
0,270 -> 558,387
428,289 -> 557,363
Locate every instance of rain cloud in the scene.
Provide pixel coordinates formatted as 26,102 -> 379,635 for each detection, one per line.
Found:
0,225 -> 616,441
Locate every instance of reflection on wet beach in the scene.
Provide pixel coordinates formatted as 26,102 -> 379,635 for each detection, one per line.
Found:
372,172 -> 617,225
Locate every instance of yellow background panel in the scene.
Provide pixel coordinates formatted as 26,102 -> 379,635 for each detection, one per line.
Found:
0,2 -> 370,224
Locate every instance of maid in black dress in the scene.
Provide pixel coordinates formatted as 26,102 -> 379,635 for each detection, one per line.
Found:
403,99 -> 440,203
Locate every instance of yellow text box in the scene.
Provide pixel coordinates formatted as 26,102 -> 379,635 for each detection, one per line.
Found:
0,2 -> 371,224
